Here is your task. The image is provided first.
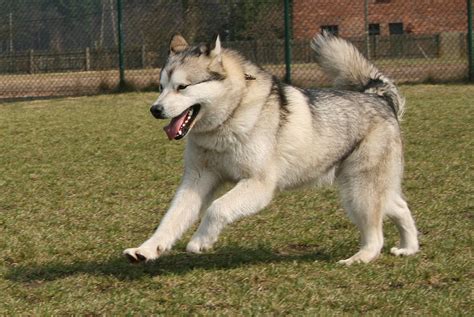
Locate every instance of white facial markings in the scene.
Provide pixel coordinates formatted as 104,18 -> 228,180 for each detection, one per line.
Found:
155,62 -> 227,121
171,69 -> 189,92
159,70 -> 169,90
155,68 -> 197,118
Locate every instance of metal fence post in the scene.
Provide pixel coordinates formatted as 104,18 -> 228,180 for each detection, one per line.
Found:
364,0 -> 370,58
29,49 -> 34,74
117,0 -> 126,89
468,0 -> 473,81
9,12 -> 13,53
85,47 -> 90,71
284,0 -> 292,84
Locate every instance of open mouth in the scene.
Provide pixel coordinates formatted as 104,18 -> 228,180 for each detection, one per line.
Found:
163,104 -> 200,140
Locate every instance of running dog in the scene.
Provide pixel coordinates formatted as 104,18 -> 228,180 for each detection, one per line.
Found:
124,32 -> 419,265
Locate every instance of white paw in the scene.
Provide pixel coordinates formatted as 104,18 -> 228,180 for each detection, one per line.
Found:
338,250 -> 380,266
123,246 -> 161,263
390,246 -> 419,256
186,238 -> 214,254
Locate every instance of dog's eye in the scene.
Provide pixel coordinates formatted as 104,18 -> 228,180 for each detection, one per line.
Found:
158,84 -> 163,92
177,84 -> 189,91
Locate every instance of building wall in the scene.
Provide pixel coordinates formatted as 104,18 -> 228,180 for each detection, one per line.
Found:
293,0 -> 468,39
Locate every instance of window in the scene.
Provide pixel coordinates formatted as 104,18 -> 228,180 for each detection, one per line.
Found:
389,23 -> 404,35
375,0 -> 391,3
321,25 -> 338,36
369,23 -> 380,36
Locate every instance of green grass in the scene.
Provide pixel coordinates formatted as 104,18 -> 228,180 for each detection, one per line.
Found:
0,85 -> 473,315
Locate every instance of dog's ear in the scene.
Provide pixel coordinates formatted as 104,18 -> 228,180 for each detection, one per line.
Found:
207,34 -> 225,76
169,33 -> 189,54
189,34 -> 221,58
208,34 -> 222,63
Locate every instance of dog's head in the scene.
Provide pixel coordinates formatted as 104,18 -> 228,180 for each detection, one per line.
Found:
151,33 -> 232,140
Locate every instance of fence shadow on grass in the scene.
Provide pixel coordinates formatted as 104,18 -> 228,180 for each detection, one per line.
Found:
5,245 -> 340,283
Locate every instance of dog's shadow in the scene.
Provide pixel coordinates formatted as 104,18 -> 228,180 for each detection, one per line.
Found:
6,245 -> 338,283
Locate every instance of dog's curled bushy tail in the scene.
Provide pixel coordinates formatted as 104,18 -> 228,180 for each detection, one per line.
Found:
311,32 -> 405,119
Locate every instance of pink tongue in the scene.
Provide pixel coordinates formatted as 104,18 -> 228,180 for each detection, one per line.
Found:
163,110 -> 189,140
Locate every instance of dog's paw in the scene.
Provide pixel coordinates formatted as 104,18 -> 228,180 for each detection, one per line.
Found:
338,250 -> 379,266
390,246 -> 418,257
338,257 -> 362,266
123,246 -> 161,263
186,238 -> 214,254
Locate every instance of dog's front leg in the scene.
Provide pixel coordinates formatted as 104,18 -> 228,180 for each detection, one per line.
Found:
124,170 -> 218,262
186,178 -> 275,253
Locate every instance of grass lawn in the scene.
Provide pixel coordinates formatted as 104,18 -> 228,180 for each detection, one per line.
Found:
0,85 -> 472,315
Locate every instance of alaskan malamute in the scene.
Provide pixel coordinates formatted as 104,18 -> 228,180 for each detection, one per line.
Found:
124,32 -> 419,265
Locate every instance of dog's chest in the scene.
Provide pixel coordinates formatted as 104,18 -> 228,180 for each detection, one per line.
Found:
208,148 -> 256,181
195,141 -> 269,182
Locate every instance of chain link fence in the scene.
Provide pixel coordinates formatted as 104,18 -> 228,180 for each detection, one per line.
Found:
0,0 -> 472,100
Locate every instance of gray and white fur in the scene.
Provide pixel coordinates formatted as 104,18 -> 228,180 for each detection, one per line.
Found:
124,32 -> 419,265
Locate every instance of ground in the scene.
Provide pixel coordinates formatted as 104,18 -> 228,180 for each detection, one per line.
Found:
0,85 -> 472,315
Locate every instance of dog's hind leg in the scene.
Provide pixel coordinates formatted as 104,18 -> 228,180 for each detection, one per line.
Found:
186,178 -> 275,253
385,193 -> 419,256
380,138 -> 419,257
337,176 -> 385,265
335,127 -> 397,265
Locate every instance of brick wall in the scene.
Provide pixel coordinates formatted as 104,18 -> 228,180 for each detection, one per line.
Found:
293,0 -> 468,39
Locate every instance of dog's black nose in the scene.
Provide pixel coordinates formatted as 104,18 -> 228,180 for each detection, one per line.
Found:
150,104 -> 166,119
